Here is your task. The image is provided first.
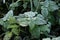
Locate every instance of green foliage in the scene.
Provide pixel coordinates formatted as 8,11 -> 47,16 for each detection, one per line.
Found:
41,0 -> 59,11
40,23 -> 51,33
0,10 -> 50,39
0,0 -> 60,40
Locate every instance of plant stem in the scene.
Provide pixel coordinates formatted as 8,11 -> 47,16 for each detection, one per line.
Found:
6,2 -> 9,10
12,0 -> 14,3
3,0 -> 5,3
35,0 -> 40,12
30,0 -> 33,11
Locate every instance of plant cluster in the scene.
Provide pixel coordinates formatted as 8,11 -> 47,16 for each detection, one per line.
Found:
0,0 -> 60,40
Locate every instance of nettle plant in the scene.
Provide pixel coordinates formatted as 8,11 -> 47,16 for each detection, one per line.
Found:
0,0 -> 59,40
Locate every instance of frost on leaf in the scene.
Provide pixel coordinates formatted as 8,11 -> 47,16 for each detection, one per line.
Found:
24,11 -> 37,18
2,10 -> 13,21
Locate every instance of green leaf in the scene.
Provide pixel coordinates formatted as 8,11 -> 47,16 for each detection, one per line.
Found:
48,14 -> 55,25
58,3 -> 60,6
29,19 -> 35,30
35,17 -> 47,25
17,18 -> 29,27
52,37 -> 60,40
42,38 -> 51,40
42,0 -> 59,11
41,6 -> 48,17
3,32 -> 12,40
7,17 -> 16,24
43,0 -> 49,7
7,24 -> 19,29
3,22 -> 9,29
2,10 -> 13,21
40,23 -> 51,33
48,1 -> 59,11
9,1 -> 19,10
24,11 -> 37,18
0,19 -> 4,25
30,26 -> 40,38
33,0 -> 39,8
23,2 -> 28,9
37,14 -> 44,19
10,2 -> 19,7
12,28 -> 20,35
18,14 -> 26,18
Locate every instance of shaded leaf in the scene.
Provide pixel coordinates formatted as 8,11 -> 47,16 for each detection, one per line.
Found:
3,32 -> 12,40
12,28 -> 20,35
30,26 -> 40,38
